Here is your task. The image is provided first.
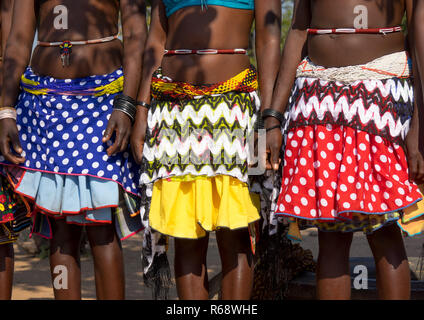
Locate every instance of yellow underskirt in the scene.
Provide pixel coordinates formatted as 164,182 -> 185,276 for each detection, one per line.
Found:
149,175 -> 261,239
397,185 -> 424,237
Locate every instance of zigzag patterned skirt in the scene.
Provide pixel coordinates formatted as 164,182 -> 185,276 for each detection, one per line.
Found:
140,67 -> 261,239
275,54 -> 424,238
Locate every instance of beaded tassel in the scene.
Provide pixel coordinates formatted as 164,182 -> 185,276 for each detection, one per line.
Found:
59,41 -> 72,67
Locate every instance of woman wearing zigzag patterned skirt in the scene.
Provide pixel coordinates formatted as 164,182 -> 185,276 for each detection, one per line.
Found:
131,0 -> 282,300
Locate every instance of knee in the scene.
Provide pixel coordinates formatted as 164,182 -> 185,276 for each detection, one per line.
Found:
86,224 -> 117,247
367,224 -> 403,246
216,229 -> 253,267
50,220 -> 82,254
175,238 -> 208,263
318,231 -> 353,260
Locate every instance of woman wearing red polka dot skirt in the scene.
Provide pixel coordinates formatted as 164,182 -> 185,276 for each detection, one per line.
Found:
264,0 -> 424,299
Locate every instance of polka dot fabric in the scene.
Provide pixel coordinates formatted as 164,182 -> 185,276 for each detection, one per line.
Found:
0,67 -> 140,195
275,124 -> 423,228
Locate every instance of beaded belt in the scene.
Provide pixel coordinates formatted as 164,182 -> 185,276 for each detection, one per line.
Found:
37,34 -> 120,67
164,48 -> 247,55
307,26 -> 402,35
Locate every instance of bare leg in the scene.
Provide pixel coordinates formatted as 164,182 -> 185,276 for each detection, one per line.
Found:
49,219 -> 83,300
0,243 -> 14,300
86,223 -> 125,300
316,231 -> 353,300
366,224 -> 410,300
174,235 -> 209,300
216,228 -> 253,300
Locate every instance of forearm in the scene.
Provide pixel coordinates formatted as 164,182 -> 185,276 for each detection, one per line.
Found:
269,29 -> 307,114
122,31 -> 147,98
256,37 -> 281,111
121,1 -> 148,99
1,40 -> 32,107
136,40 -> 164,103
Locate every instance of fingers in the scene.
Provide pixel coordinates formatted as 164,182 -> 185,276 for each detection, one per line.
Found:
131,140 -> 144,164
265,148 -> 272,170
270,146 -> 280,171
106,128 -> 126,156
0,137 -> 25,164
10,132 -> 23,155
102,121 -> 115,144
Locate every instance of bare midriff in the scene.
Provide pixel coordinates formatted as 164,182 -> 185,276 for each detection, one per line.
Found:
30,0 -> 122,79
308,0 -> 406,68
161,5 -> 254,85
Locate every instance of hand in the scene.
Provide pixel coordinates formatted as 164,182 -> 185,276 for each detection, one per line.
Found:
0,118 -> 25,164
130,107 -> 148,164
264,117 -> 282,171
405,128 -> 424,184
102,110 -> 132,156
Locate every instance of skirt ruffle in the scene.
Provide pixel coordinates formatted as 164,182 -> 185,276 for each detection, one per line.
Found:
275,124 -> 424,238
149,175 -> 260,239
3,167 -> 142,240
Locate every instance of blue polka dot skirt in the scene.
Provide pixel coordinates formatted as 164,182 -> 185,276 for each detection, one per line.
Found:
0,67 -> 143,240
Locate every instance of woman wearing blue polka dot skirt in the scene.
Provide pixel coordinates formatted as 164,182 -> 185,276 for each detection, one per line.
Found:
0,0 -> 147,299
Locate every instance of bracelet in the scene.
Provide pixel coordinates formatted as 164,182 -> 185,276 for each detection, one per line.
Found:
0,106 -> 16,111
262,108 -> 285,124
254,113 -> 264,131
266,125 -> 281,133
136,101 -> 151,109
0,108 -> 17,120
118,93 -> 137,105
113,94 -> 137,123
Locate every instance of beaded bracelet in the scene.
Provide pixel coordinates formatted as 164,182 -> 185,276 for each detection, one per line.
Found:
0,108 -> 17,121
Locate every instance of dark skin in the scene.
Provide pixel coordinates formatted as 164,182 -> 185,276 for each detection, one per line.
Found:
414,1 -> 424,151
0,0 -> 14,301
268,0 -> 423,300
0,0 -> 147,299
131,0 -> 281,300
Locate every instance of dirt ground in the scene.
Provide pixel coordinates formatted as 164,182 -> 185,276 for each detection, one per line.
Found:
11,229 -> 424,299
11,232 -> 221,300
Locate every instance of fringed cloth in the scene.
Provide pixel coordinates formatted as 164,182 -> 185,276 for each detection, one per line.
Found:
140,66 -> 261,299
0,175 -> 31,245
0,67 -> 143,241
275,51 -> 424,240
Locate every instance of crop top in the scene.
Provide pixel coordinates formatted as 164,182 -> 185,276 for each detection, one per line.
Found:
162,0 -> 254,17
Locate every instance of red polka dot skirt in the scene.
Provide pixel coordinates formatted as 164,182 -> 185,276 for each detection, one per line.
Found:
275,124 -> 423,234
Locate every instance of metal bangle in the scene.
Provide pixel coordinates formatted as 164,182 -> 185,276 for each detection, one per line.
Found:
114,104 -> 136,122
262,108 -> 285,124
254,113 -> 265,131
114,108 -> 135,123
113,95 -> 137,122
116,93 -> 137,106
136,101 -> 151,109
266,125 -> 281,133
